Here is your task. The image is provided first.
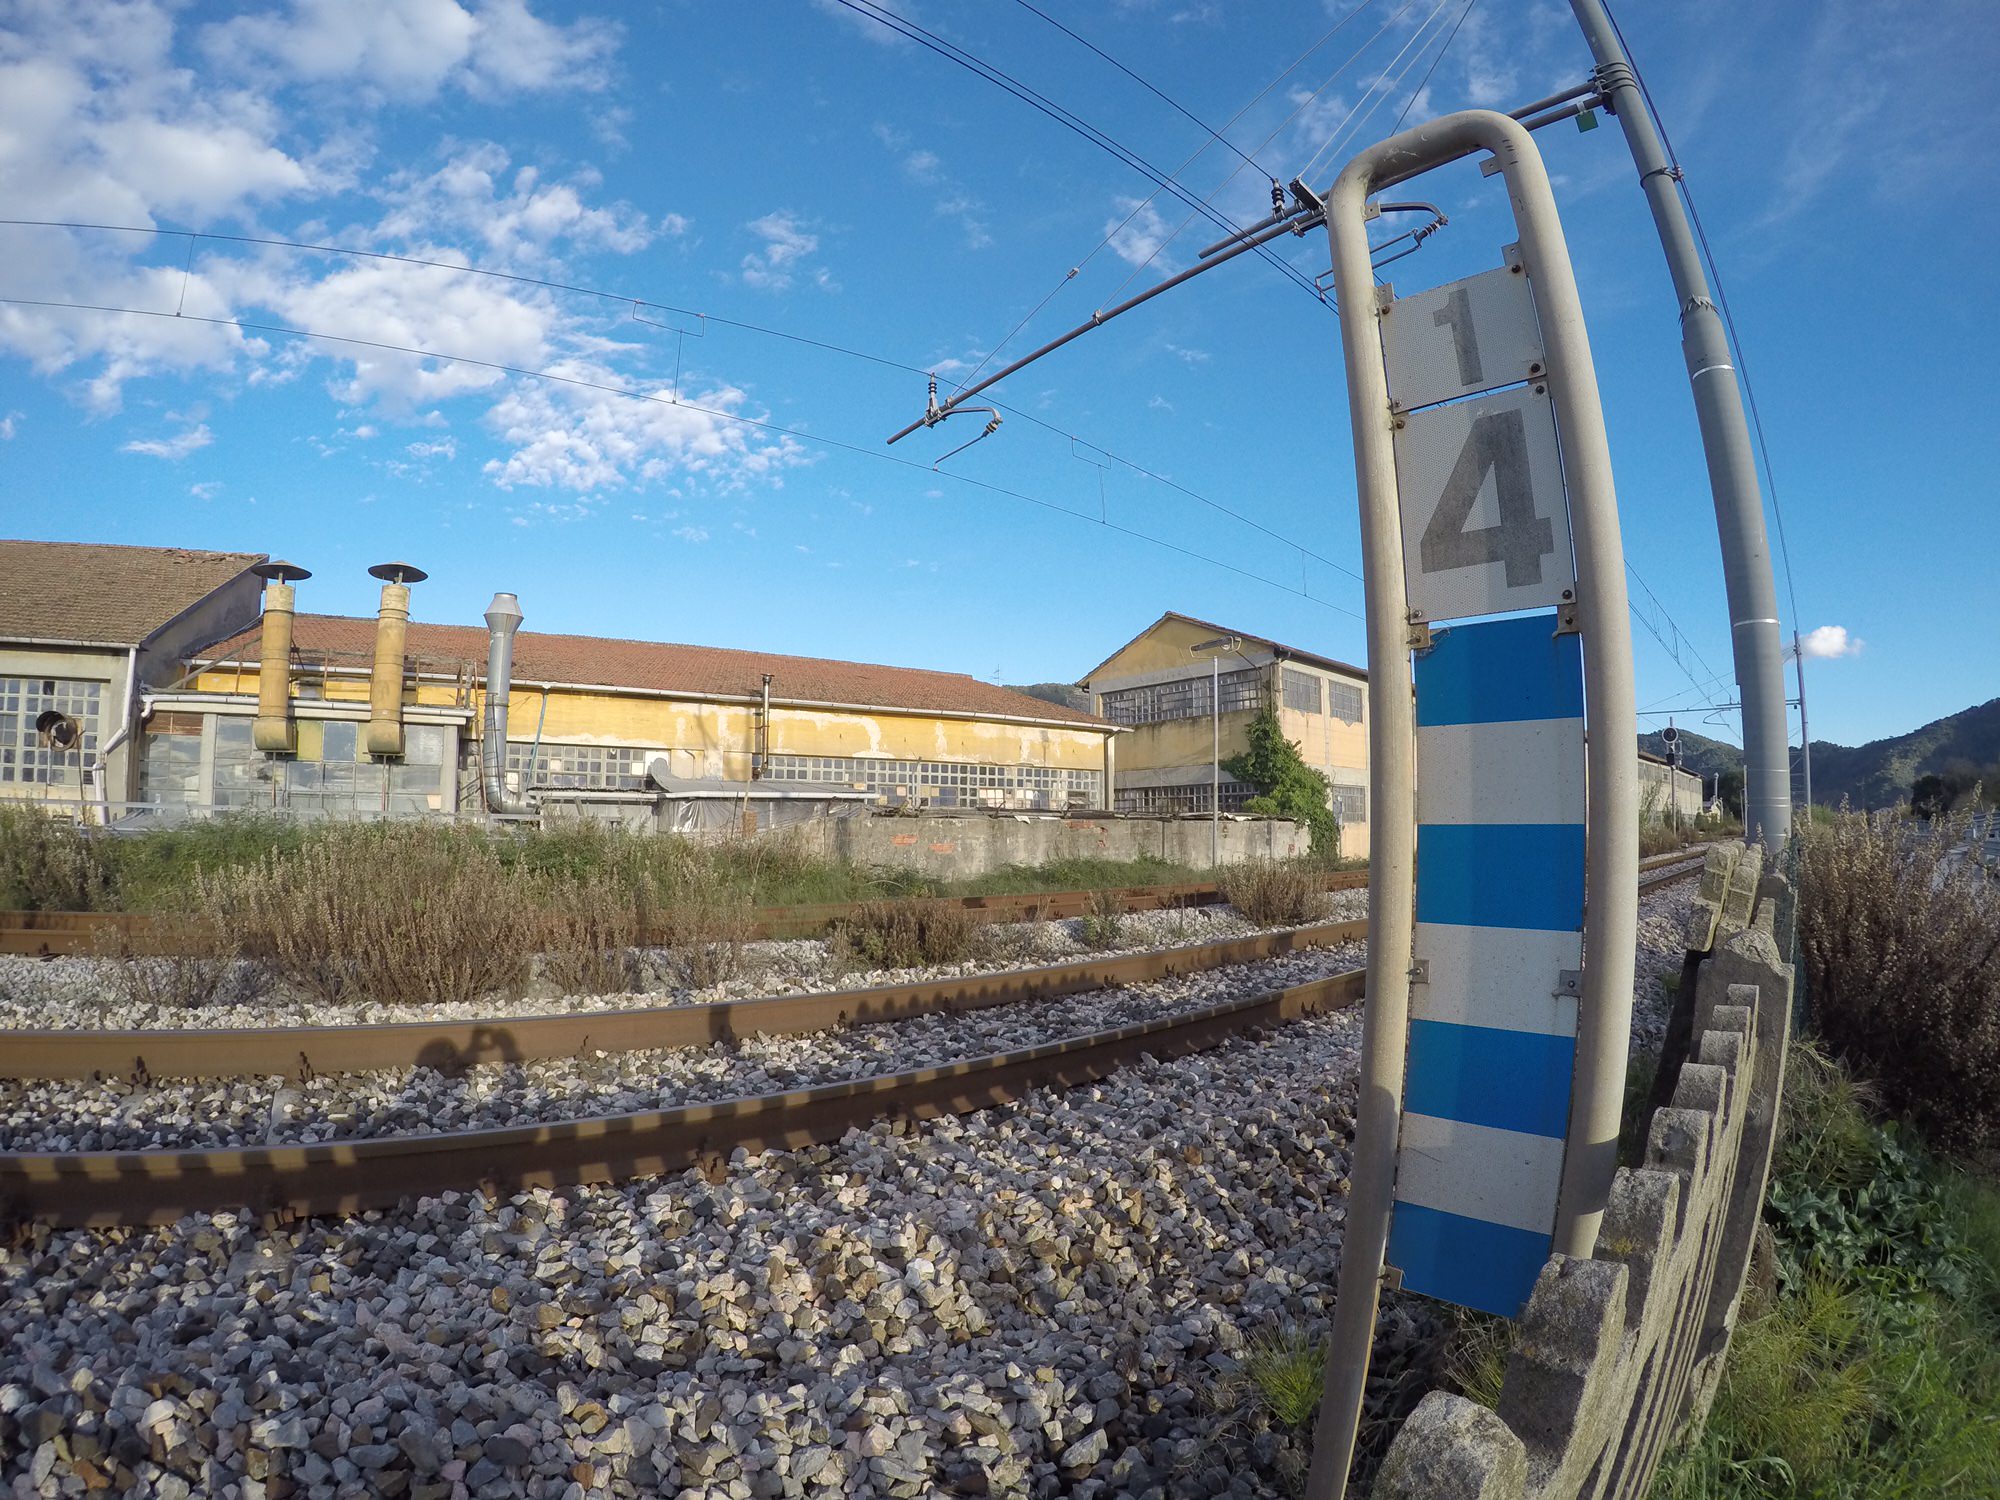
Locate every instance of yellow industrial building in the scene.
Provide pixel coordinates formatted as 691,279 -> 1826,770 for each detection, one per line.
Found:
1078,612 -> 1372,859
1,540 -> 1115,831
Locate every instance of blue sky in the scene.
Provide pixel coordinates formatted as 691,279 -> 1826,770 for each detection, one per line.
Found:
1,0 -> 1993,749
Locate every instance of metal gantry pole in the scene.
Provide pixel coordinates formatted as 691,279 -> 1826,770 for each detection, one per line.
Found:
1567,0 -> 1791,849
1304,108 -> 1638,1500
1212,653 -> 1221,867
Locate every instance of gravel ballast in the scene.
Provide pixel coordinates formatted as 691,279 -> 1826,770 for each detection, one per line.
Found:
0,943 -> 1366,1154
0,874 -> 1701,1500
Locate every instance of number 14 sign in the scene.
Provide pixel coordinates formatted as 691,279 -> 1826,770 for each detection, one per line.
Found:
1384,259 -> 1573,623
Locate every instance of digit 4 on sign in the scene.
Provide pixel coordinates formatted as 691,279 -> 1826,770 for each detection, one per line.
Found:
1382,252 -> 1577,623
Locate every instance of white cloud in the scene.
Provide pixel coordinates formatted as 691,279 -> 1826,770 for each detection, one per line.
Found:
376,144 -> 661,266
0,412 -> 19,440
233,253 -> 559,411
1796,625 -> 1864,660
407,437 -> 457,460
1165,343 -> 1210,365
741,211 -> 831,291
189,480 -> 221,499
1148,394 -> 1174,411
122,422 -> 212,459
672,525 -> 710,543
1105,198 -> 1178,271
201,0 -> 617,102
480,365 -> 808,494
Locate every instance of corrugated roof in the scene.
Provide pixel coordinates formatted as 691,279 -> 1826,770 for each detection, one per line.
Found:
1076,610 -> 1369,686
195,613 -> 1113,729
0,540 -> 266,648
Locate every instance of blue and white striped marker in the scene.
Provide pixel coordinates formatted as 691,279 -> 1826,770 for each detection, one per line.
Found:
1386,611 -> 1586,1317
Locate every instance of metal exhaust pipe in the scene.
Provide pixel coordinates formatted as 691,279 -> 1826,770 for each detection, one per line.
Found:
250,562 -> 311,754
364,562 -> 426,758
482,592 -> 533,815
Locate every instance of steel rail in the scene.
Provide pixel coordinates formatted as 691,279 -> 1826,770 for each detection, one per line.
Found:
0,921 -> 1368,1082
0,872 -> 1374,957
0,969 -> 1369,1228
0,860 -> 1702,1228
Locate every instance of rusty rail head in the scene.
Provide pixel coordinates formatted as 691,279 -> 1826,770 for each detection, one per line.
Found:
0,920 -> 1367,1082
0,967 -> 1368,1228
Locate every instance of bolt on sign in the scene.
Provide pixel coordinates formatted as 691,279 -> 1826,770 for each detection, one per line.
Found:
1382,249 -> 1590,1317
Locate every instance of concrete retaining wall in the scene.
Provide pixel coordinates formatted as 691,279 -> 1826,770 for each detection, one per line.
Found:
818,812 -> 1309,878
1376,842 -> 1794,1500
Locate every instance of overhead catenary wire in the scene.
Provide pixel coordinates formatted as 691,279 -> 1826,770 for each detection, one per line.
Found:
1390,0 -> 1480,133
0,215 -> 1362,586
1010,0 -> 1272,180
950,0 -> 1405,395
0,290 -> 1364,619
823,0 -> 1327,306
1095,0 -> 1439,309
1296,0 -> 1461,186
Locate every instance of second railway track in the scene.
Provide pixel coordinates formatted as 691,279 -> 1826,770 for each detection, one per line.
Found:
0,855 -> 1705,1228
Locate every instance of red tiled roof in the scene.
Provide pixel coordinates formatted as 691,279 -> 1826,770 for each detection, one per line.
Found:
196,614 -> 1112,728
0,540 -> 265,647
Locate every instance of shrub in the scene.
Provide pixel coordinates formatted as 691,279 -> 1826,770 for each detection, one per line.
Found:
532,874 -> 649,997
0,805 -> 115,911
198,823 -> 538,1008
651,877 -> 751,990
1796,807 -> 2000,1154
91,911 -> 247,1010
1225,704 -> 1340,859
829,899 -> 987,970
1222,860 -> 1327,928
1077,887 -> 1127,950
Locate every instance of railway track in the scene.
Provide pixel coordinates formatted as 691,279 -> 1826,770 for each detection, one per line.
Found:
0,918 -> 1365,1081
0,854 -> 1705,1229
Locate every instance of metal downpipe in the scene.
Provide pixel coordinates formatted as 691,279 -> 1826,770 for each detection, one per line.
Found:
482,593 -> 533,816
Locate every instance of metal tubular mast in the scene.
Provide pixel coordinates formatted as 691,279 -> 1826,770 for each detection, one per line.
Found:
1567,0 -> 1792,848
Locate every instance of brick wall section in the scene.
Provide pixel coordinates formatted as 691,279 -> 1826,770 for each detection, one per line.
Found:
1374,842 -> 1794,1500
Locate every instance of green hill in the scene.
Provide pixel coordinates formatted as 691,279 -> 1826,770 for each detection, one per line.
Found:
1806,697 -> 2000,811
1637,727 -> 1742,779
1637,699 -> 2000,812
1005,681 -> 1093,715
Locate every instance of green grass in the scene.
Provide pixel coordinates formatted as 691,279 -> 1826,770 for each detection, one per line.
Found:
1651,1043 -> 2000,1498
2,813 -> 1223,914
1239,1325 -> 1329,1429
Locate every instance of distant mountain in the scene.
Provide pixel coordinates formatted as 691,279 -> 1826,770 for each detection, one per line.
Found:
1806,697 -> 2000,811
1638,727 -> 1742,779
1006,681 -> 1093,715
1636,698 -> 2000,811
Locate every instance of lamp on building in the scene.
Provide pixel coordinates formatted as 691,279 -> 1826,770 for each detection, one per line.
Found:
1190,635 -> 1243,868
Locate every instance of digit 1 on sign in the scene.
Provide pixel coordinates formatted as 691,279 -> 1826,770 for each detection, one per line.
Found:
1432,286 -> 1483,387
1419,407 -> 1556,587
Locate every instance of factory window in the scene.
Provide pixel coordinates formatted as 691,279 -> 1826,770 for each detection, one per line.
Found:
1115,781 -> 1258,815
1101,668 -> 1260,726
763,754 -> 1101,811
506,741 -> 651,792
139,713 -> 202,806
1331,785 -> 1367,825
1282,668 -> 1322,715
1330,682 -> 1364,725
0,677 -> 102,786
